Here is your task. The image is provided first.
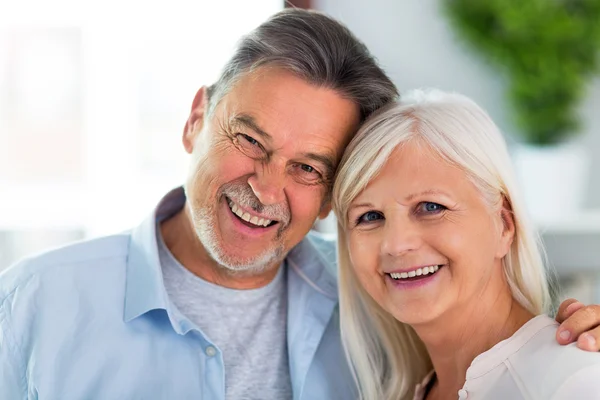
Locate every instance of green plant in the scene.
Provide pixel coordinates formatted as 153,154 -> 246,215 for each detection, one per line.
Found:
444,0 -> 600,145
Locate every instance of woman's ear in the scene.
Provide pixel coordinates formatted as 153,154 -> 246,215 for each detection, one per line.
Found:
496,195 -> 516,258
183,86 -> 209,154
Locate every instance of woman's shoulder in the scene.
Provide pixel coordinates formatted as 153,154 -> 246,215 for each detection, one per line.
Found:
508,315 -> 600,398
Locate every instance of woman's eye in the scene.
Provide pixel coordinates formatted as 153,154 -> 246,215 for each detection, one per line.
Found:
418,202 -> 446,214
356,211 -> 383,225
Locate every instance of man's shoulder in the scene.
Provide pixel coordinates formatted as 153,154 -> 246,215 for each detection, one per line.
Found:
0,232 -> 131,302
292,230 -> 338,272
305,230 -> 337,254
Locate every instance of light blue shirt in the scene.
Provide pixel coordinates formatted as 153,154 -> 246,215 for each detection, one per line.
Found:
0,188 -> 356,400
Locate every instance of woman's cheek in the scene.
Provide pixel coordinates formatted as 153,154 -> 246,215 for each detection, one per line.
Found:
349,235 -> 375,272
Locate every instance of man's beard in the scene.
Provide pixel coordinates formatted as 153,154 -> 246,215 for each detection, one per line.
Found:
186,182 -> 290,275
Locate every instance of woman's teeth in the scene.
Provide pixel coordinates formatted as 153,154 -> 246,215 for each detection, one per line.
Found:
228,200 -> 273,227
389,265 -> 441,280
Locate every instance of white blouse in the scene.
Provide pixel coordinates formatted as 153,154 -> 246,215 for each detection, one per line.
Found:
413,315 -> 600,399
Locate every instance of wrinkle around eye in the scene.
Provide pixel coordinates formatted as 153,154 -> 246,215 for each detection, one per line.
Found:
233,133 -> 268,159
290,163 -> 324,185
415,201 -> 447,216
240,133 -> 259,146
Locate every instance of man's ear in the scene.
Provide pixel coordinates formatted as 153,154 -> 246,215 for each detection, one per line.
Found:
496,196 -> 516,259
318,202 -> 332,220
183,86 -> 209,154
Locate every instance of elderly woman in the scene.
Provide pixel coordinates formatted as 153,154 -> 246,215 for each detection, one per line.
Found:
332,89 -> 600,399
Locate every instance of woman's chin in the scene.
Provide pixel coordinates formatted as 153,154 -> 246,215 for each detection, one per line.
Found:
387,300 -> 449,328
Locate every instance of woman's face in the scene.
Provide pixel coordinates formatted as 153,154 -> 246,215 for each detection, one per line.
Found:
346,140 -> 514,326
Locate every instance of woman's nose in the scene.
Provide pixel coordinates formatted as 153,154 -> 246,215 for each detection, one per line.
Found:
380,217 -> 422,257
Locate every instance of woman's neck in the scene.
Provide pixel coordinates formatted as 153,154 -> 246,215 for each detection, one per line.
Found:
416,280 -> 535,400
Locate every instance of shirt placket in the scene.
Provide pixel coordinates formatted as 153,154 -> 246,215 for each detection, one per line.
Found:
202,343 -> 225,400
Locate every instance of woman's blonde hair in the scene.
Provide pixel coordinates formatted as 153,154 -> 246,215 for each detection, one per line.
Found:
332,89 -> 554,400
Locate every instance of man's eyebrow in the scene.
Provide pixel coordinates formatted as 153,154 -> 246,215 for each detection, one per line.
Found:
231,114 -> 272,141
302,152 -> 336,179
231,114 -> 336,179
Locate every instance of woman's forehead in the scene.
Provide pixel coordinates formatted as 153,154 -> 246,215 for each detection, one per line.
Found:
353,142 -> 473,202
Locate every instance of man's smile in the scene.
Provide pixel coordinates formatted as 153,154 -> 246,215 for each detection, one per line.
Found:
226,196 -> 279,228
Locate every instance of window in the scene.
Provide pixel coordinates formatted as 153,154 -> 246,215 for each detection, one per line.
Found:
0,0 -> 282,269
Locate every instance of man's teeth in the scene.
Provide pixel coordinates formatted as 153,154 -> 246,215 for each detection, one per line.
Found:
389,265 -> 440,280
228,200 -> 272,227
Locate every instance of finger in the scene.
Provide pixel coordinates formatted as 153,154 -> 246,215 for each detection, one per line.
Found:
577,327 -> 600,352
557,305 -> 600,345
556,298 -> 584,323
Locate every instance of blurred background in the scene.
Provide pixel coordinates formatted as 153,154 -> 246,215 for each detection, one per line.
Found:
1,0 -> 599,302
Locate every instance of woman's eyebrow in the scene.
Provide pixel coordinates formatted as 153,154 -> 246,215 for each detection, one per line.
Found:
405,189 -> 451,202
349,202 -> 375,212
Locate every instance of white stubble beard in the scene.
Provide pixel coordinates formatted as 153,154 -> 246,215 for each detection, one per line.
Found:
187,200 -> 285,276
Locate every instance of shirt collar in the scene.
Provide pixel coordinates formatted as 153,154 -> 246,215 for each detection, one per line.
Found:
123,187 -> 186,324
286,231 -> 339,300
122,186 -> 341,329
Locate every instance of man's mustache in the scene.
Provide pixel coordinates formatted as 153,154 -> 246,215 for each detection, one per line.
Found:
221,183 -> 291,226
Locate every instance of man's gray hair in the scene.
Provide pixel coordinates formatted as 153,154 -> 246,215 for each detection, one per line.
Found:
207,8 -> 398,121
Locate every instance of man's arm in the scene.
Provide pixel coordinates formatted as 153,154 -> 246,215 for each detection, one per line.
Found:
556,298 -> 600,351
0,298 -> 27,398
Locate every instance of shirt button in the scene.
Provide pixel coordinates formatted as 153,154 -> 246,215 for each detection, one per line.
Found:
458,389 -> 468,399
205,346 -> 217,357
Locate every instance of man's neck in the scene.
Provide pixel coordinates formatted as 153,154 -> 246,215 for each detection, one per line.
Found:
415,277 -> 534,400
160,208 -> 281,290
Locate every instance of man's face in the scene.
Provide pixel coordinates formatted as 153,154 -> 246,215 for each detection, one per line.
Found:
183,67 -> 360,273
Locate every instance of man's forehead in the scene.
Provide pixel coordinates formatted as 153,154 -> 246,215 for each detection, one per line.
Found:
224,68 -> 359,122
222,107 -> 355,150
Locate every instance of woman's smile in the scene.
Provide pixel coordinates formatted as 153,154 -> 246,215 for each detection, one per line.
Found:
384,264 -> 446,289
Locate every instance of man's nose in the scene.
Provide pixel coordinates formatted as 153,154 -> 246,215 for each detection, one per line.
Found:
247,161 -> 287,206
380,216 -> 422,257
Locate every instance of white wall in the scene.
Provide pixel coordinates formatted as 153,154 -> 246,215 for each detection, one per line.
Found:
0,0 -> 284,269
314,0 -> 600,208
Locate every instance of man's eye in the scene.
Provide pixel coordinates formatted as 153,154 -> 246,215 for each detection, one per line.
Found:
235,133 -> 265,158
418,202 -> 446,214
240,134 -> 259,146
356,211 -> 383,225
300,164 -> 314,173
291,163 -> 322,184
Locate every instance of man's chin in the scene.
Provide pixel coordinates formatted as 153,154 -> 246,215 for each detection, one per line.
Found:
190,211 -> 286,274
210,245 -> 285,275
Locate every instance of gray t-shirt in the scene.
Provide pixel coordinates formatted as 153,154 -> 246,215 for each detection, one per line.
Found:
158,228 -> 292,400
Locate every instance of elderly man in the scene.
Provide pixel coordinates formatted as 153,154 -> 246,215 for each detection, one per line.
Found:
0,8 -> 598,400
